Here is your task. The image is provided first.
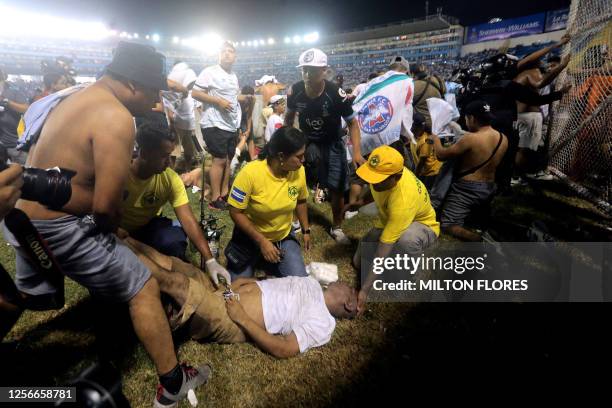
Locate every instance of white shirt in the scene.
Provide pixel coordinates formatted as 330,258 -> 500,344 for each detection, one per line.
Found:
194,65 -> 241,132
162,91 -> 196,130
264,113 -> 284,142
256,276 -> 336,353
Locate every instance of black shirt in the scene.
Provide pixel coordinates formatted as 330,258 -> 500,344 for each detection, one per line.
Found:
0,83 -> 27,149
287,80 -> 354,143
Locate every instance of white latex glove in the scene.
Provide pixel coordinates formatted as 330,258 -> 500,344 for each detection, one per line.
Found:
205,258 -> 232,287
230,152 -> 241,176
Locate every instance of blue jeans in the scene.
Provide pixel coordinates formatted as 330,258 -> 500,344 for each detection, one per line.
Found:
131,217 -> 188,260
225,228 -> 307,280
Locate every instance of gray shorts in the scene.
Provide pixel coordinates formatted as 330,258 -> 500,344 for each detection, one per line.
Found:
353,223 -> 438,270
440,180 -> 496,227
3,215 -> 151,303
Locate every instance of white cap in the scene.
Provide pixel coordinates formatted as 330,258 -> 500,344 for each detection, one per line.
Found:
255,75 -> 278,87
297,48 -> 327,68
269,95 -> 285,105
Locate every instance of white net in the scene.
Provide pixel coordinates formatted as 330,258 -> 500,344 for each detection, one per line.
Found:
548,0 -> 612,214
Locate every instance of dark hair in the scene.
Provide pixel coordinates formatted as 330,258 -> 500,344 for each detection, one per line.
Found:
136,122 -> 176,151
43,72 -> 63,89
464,100 -> 493,126
173,60 -> 185,67
241,85 -> 255,95
367,72 -> 378,81
259,127 -> 306,161
221,41 -> 235,51
547,55 -> 562,64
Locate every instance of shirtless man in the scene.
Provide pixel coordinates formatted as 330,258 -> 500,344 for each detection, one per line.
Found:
431,100 -> 509,241
123,237 -> 358,358
0,42 -> 209,408
513,36 -> 570,177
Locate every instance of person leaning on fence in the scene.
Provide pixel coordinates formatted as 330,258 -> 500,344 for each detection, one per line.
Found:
346,145 -> 439,315
225,126 -> 311,280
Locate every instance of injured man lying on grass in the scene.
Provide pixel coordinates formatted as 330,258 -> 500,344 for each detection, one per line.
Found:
124,238 -> 358,358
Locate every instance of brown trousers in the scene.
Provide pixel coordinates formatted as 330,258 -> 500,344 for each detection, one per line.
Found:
167,257 -> 246,344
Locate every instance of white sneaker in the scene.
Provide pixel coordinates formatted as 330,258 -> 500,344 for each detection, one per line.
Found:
533,171 -> 554,181
292,221 -> 301,234
329,227 -> 351,245
345,210 -> 358,220
511,177 -> 527,186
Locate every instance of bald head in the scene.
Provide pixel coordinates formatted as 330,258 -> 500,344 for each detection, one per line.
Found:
323,282 -> 358,319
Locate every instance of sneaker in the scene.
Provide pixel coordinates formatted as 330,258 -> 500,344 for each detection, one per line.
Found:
329,227 -> 351,245
345,210 -> 358,220
510,177 -> 528,187
292,221 -> 301,234
154,363 -> 212,408
530,171 -> 554,181
208,198 -> 227,211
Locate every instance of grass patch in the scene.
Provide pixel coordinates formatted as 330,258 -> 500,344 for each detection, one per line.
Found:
0,180 -> 609,406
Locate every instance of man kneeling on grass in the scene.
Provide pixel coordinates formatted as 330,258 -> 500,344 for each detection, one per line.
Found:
124,238 -> 358,358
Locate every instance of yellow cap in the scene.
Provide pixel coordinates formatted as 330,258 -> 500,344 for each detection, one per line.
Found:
356,145 -> 404,184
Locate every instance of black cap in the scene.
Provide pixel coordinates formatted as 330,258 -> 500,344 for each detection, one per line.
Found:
106,41 -> 168,91
464,100 -> 494,122
413,111 -> 426,127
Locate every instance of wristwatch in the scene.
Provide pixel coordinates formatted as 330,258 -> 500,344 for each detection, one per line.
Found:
302,228 -> 311,234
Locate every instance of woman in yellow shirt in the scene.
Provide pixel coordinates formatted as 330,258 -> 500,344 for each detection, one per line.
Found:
226,126 -> 310,278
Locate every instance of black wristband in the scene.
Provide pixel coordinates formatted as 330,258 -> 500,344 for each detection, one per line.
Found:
302,228 -> 311,234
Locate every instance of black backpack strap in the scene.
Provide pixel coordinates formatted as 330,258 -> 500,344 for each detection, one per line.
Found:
455,132 -> 504,179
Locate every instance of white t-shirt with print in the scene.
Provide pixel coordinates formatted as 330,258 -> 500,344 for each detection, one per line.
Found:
264,113 -> 284,142
256,276 -> 336,353
194,65 -> 241,132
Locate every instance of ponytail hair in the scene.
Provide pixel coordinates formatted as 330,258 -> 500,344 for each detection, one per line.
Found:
259,126 -> 306,161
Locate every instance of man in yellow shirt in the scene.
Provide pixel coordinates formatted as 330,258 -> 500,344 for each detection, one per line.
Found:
121,122 -> 230,285
347,145 -> 439,313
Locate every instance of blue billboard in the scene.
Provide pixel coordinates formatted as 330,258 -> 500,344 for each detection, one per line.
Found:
545,8 -> 570,32
466,13 -> 546,44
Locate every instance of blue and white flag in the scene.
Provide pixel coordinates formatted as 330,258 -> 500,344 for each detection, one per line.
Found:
352,71 -> 414,155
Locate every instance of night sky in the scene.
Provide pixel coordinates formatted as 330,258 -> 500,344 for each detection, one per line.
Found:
7,0 -> 571,41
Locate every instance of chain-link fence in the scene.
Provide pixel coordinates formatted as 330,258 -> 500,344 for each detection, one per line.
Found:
548,0 -> 611,215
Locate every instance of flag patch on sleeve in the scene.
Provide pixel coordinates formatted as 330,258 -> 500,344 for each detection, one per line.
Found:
230,186 -> 246,203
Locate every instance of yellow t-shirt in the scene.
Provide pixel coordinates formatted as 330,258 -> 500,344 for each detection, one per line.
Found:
371,168 -> 440,243
227,159 -> 308,242
416,132 -> 442,177
120,168 -> 189,232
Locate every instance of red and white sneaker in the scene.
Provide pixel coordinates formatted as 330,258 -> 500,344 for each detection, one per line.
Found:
154,363 -> 211,408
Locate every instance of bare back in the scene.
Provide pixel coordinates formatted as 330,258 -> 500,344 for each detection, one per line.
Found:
17,83 -> 136,220
515,68 -> 543,113
457,128 -> 508,183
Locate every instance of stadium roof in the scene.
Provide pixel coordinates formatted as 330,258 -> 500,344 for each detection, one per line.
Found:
322,14 -> 461,45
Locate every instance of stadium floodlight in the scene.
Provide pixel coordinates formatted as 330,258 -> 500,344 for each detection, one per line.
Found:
247,41 -> 252,46
109,30 -> 118,36
119,31 -> 128,38
152,34 -> 160,42
292,35 -> 302,44
259,39 -> 265,46
172,36 -> 180,44
133,33 -> 139,39
146,34 -> 150,40
267,38 -> 275,45
304,32 -> 319,43
241,41 -> 246,46
0,5 -> 112,41
284,37 -> 291,44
